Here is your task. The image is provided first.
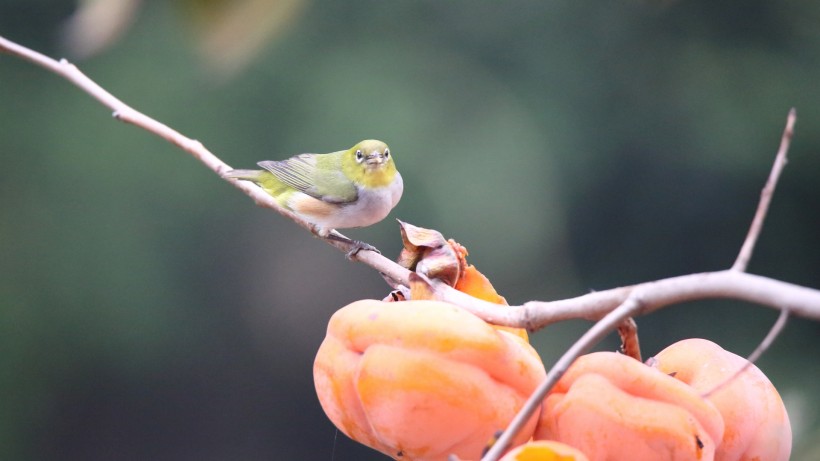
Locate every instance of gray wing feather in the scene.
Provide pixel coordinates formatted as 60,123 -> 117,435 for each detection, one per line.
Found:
258,155 -> 314,191
258,154 -> 357,203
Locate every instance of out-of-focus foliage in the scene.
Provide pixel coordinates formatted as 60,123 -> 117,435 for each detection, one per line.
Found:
62,0 -> 309,78
0,1 -> 818,460
60,0 -> 141,59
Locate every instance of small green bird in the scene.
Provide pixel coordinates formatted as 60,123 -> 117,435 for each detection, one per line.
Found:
224,139 -> 403,243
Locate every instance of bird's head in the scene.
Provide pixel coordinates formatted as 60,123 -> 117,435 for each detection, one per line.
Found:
343,139 -> 398,188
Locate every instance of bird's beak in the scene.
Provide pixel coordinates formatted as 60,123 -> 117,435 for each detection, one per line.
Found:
365,152 -> 386,166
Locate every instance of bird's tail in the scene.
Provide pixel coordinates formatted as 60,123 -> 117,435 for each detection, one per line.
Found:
222,169 -> 288,199
222,169 -> 263,182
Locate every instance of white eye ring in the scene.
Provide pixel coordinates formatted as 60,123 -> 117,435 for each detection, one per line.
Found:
384,149 -> 390,158
355,149 -> 364,162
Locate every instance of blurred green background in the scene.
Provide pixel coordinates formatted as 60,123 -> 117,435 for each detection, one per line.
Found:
1,1 -> 819,460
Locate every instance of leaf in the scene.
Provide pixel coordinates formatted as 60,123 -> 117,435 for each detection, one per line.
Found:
179,0 -> 309,78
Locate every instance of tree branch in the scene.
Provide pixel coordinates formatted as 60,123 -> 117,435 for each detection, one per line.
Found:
4,34 -> 820,461
3,34 -> 819,327
0,34 -> 412,288
481,294 -> 647,460
732,108 -> 796,272
478,109 -> 811,461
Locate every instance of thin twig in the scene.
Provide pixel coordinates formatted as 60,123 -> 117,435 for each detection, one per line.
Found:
0,34 -> 412,286
0,37 -> 272,213
701,308 -> 790,399
4,35 -> 819,326
732,108 -> 796,272
480,295 -> 647,461
479,109 -> 805,459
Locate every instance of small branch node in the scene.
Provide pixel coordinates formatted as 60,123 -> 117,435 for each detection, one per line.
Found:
185,138 -> 204,151
215,164 -> 232,178
522,302 -> 536,332
617,317 -> 642,361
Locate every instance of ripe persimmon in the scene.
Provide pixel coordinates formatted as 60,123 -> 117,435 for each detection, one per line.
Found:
314,300 -> 546,460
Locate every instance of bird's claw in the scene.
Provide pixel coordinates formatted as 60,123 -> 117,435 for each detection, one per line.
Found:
346,240 -> 380,260
322,229 -> 380,259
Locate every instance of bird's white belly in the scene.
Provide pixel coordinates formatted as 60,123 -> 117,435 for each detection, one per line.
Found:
292,173 -> 403,230
327,186 -> 394,229
312,174 -> 403,230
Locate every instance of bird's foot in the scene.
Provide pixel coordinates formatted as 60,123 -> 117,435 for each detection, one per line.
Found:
324,229 -> 380,260
345,240 -> 380,259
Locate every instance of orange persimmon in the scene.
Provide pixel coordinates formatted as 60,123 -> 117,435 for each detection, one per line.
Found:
653,338 -> 791,461
453,264 -> 528,342
454,264 -> 507,305
314,300 -> 547,461
535,351 -> 725,461
499,440 -> 590,461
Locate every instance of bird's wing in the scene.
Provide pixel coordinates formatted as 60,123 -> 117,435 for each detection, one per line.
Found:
258,154 -> 358,204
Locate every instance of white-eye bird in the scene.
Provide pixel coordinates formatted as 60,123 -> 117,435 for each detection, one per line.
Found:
223,139 -> 403,244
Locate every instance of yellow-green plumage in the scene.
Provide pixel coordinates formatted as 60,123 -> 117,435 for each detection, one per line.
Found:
224,140 -> 403,233
225,169 -> 293,207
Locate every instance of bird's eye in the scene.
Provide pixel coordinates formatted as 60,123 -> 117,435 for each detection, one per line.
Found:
355,149 -> 364,162
384,149 -> 390,158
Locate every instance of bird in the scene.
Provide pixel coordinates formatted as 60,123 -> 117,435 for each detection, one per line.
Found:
223,139 -> 403,253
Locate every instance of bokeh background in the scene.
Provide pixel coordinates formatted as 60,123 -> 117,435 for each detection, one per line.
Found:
1,1 -> 819,460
